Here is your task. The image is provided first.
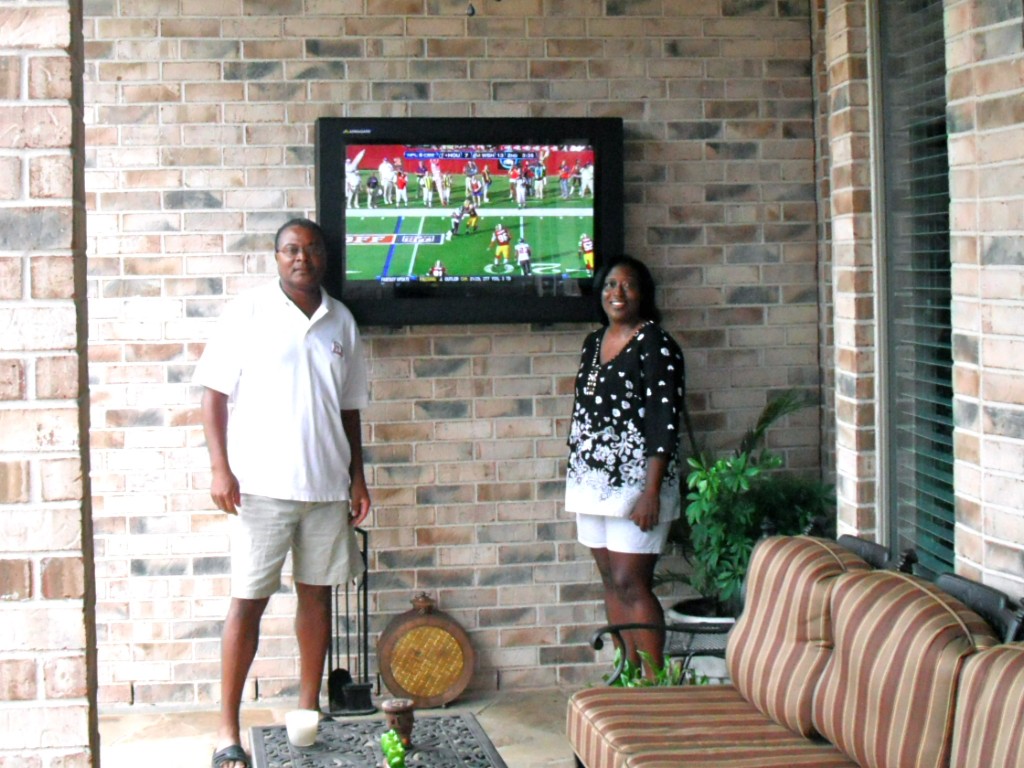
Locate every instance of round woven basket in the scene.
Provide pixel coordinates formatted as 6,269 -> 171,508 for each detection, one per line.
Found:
377,593 -> 475,708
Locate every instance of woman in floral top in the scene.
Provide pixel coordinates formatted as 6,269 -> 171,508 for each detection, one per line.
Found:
566,255 -> 685,674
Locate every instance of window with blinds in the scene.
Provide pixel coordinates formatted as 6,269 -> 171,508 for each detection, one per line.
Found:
876,0 -> 955,576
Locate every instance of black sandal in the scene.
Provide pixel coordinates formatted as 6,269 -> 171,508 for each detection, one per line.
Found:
212,744 -> 250,768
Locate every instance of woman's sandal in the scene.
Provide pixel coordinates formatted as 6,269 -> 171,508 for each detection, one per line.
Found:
212,743 -> 250,768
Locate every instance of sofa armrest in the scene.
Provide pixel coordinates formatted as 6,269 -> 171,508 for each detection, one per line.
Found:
589,621 -> 732,685
934,572 -> 1024,643
836,534 -> 917,572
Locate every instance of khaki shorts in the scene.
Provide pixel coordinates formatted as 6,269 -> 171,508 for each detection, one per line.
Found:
230,494 -> 362,599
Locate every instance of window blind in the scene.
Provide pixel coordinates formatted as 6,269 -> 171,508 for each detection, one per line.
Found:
877,0 -> 955,576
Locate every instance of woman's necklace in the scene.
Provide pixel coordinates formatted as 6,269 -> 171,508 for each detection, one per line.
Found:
583,321 -> 651,396
582,341 -> 602,396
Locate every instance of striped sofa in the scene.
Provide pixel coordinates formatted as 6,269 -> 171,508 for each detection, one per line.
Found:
567,535 -> 1024,768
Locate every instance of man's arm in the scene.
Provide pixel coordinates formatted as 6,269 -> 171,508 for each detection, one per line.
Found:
201,387 -> 241,514
341,409 -> 371,526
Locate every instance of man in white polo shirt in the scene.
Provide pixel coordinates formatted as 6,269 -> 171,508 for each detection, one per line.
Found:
195,218 -> 370,768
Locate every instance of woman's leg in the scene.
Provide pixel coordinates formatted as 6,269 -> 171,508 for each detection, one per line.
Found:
591,547 -> 664,674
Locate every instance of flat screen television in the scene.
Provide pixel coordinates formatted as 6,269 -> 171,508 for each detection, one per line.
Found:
315,116 -> 624,326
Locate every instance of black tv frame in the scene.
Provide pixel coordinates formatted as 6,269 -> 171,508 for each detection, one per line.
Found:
315,116 -> 624,327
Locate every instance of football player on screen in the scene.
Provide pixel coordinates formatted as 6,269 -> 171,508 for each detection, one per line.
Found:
481,165 -> 492,202
422,174 -> 435,207
578,233 -> 595,274
579,161 -> 595,198
365,174 -> 380,209
489,223 -> 512,266
464,158 -> 479,189
469,176 -> 485,207
441,173 -> 453,206
345,172 -> 362,209
429,158 -> 445,204
415,161 -> 428,201
515,237 -> 533,276
462,199 -> 480,234
395,171 -> 409,206
514,172 -> 528,209
378,157 -> 396,205
344,149 -> 366,209
447,207 -> 464,240
559,161 -> 572,199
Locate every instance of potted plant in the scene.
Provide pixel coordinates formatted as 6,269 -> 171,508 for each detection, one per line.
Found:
653,390 -> 834,682
660,389 -> 835,619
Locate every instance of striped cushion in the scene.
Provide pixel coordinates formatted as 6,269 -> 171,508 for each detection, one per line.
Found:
567,686 -> 854,768
727,535 -> 872,736
625,747 -> 858,767
950,643 -> 1024,768
812,570 -> 999,768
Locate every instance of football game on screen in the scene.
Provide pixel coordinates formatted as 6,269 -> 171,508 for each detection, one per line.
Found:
341,143 -> 597,284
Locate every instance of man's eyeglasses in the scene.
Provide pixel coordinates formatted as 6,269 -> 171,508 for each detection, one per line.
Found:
278,244 -> 325,258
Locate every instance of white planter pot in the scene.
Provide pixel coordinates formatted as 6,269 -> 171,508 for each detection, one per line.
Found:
664,599 -> 735,684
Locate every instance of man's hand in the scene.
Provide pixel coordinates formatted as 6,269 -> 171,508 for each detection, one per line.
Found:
210,467 -> 241,515
201,388 -> 240,515
349,475 -> 371,527
341,409 -> 370,527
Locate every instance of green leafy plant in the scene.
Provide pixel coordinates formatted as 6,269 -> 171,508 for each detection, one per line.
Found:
661,389 -> 835,616
602,648 -> 709,687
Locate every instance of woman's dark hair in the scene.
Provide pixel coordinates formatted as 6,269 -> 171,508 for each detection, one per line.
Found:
275,217 -> 326,251
592,255 -> 661,325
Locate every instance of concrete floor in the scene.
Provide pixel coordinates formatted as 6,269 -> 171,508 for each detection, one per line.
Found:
99,687 -> 577,767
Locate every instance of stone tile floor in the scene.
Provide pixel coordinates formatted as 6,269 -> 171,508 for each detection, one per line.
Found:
99,687 -> 577,767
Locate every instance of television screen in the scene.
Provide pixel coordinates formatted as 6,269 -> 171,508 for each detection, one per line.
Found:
315,117 -> 624,326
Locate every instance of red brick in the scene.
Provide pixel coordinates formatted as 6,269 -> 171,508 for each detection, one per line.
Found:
28,155 -> 73,199
43,656 -> 88,699
40,458 -> 83,502
0,256 -> 22,298
28,55 -> 72,100
41,557 -> 85,599
0,659 -> 37,700
0,106 -> 73,149
0,7 -> 71,48
0,559 -> 32,600
35,356 -> 80,400
29,255 -> 75,299
0,56 -> 20,99
0,359 -> 25,400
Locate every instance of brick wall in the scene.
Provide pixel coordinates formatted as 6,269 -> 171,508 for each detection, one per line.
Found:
810,1 -> 836,475
822,0 -> 878,536
824,0 -> 1024,595
82,2 -> 824,706
944,0 -> 1024,595
0,1 -> 97,764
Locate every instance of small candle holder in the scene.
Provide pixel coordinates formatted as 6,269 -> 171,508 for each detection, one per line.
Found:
381,697 -> 415,747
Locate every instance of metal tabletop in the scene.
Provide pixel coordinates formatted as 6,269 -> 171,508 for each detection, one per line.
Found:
250,712 -> 508,768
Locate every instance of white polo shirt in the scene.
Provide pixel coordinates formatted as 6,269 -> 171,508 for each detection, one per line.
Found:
194,280 -> 369,502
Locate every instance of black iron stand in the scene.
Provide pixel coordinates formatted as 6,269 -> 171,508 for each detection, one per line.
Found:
327,526 -> 375,715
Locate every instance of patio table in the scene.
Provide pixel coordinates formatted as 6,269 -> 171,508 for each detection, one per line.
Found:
250,711 -> 508,768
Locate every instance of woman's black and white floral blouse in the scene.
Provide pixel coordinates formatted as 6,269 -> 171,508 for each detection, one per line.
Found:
565,322 -> 685,520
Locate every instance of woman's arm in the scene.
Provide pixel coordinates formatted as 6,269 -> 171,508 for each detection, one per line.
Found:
630,455 -> 668,531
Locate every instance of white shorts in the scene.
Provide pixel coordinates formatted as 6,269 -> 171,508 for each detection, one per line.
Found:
576,513 -> 672,555
230,494 -> 362,599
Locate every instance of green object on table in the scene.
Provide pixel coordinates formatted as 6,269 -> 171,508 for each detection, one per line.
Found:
380,728 -> 406,767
